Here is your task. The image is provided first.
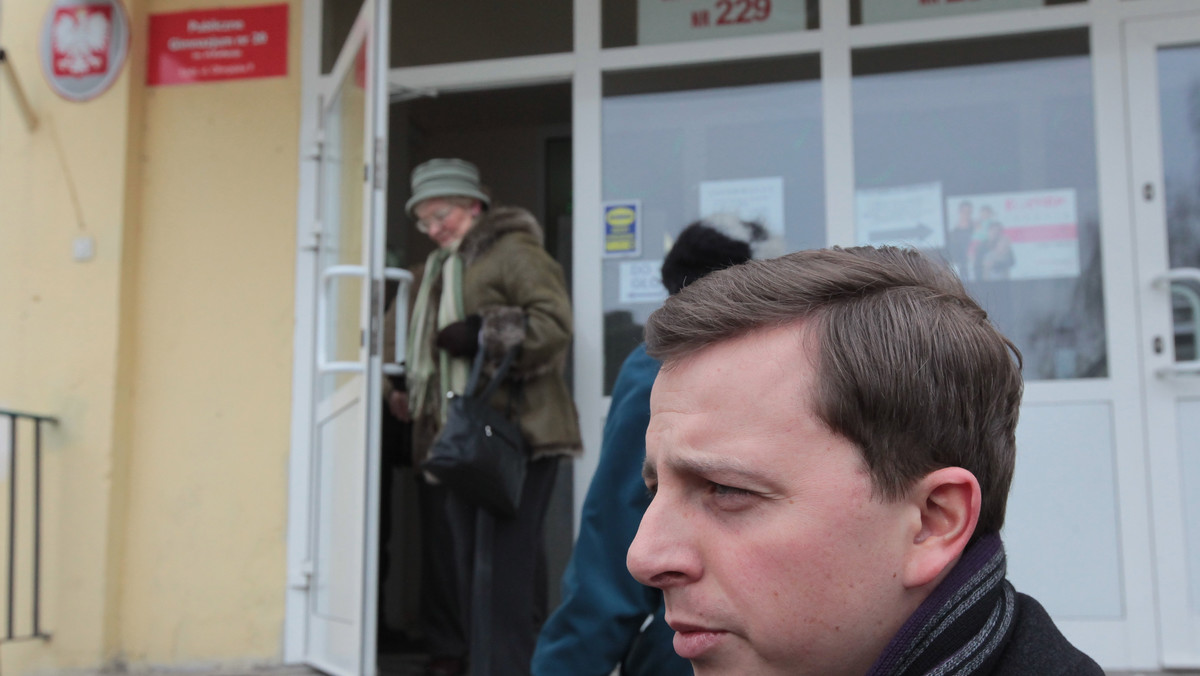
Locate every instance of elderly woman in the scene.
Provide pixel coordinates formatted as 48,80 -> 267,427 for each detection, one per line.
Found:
387,158 -> 581,676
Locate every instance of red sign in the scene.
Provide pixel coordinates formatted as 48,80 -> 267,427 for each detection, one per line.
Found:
51,5 -> 113,77
147,4 -> 287,86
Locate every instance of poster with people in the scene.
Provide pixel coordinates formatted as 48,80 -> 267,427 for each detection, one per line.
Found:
944,189 -> 1079,281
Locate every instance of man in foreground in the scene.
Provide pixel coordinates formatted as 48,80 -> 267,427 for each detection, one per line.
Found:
626,246 -> 1103,675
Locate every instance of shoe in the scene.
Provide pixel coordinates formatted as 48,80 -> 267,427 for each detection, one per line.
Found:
424,656 -> 465,676
377,626 -> 427,654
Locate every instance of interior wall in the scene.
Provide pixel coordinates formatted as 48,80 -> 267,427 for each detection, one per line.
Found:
390,1 -> 571,68
388,84 -> 572,266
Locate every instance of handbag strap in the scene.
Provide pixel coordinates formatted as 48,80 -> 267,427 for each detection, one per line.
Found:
465,345 -> 519,401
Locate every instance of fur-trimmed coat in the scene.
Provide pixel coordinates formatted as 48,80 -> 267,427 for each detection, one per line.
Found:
386,206 -> 583,462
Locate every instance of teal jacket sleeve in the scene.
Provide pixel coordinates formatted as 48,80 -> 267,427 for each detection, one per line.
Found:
532,345 -> 692,676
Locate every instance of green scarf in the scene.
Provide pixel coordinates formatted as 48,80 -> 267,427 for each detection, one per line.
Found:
406,245 -> 470,426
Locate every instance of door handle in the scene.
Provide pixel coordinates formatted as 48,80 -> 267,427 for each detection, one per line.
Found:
383,267 -> 414,378
1151,267 -> 1200,378
318,266 -> 415,376
317,265 -> 368,374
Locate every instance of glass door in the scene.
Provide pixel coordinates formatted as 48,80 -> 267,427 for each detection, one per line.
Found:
303,1 -> 392,674
1127,13 -> 1200,668
848,30 -> 1161,667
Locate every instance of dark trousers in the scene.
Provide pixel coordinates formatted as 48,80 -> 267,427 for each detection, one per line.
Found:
419,477 -> 467,658
379,410 -> 465,657
445,456 -> 560,676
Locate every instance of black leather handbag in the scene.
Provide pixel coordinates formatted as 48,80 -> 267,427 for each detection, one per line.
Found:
423,346 -> 527,518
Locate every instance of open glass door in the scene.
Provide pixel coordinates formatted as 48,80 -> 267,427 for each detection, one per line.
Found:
1126,13 -> 1200,669
301,1 -> 396,674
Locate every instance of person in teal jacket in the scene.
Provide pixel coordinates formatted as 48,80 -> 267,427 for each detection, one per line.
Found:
531,214 -> 783,676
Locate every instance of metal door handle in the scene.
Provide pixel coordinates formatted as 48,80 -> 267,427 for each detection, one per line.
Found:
383,267 -> 414,377
317,265 -> 367,374
1151,268 -> 1200,378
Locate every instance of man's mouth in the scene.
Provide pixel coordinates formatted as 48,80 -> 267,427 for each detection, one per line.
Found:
669,620 -> 729,659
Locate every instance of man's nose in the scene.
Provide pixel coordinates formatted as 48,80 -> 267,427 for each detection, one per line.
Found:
626,493 -> 696,589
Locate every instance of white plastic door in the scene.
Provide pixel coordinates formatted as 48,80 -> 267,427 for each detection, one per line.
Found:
303,1 -> 395,674
1126,13 -> 1200,668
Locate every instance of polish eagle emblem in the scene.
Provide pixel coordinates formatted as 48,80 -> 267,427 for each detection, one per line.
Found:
51,6 -> 113,77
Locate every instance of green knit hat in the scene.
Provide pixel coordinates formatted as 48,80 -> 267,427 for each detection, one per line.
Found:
405,158 -> 491,217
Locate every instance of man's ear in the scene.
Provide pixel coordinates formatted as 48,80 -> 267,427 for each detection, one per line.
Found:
902,467 -> 981,589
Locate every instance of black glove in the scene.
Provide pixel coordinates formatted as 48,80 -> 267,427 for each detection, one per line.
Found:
436,314 -> 482,358
387,375 -> 407,392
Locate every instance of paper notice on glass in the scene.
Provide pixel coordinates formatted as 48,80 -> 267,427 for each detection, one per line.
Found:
946,189 -> 1079,281
619,259 -> 669,305
855,182 -> 945,249
604,200 -> 642,258
699,177 -> 785,236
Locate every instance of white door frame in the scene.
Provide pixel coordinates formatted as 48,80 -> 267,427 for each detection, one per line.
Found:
285,1 -> 391,672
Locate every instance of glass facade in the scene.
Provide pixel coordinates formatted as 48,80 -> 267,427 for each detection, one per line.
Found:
1159,44 -> 1200,362
600,57 -> 825,392
852,30 -> 1106,380
299,1 -> 1200,669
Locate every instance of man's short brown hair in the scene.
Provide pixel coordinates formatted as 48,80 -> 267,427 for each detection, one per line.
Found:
645,246 -> 1023,534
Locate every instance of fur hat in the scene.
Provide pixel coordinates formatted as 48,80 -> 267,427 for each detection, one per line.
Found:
405,158 -> 492,217
661,213 -> 786,295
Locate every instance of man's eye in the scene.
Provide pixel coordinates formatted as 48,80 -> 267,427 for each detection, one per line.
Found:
710,482 -> 752,498
644,483 -> 658,500
707,483 -> 757,512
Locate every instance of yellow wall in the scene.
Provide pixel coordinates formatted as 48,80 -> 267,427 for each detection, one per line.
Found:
0,0 -> 302,671
1,0 -> 139,670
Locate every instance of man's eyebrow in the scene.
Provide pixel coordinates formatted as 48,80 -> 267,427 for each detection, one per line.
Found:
648,454 -> 768,484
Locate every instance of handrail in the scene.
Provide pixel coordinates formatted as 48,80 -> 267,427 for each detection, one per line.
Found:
0,409 -> 56,424
0,408 -> 54,642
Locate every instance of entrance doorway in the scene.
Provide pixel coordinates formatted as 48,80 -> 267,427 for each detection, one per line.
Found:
1126,12 -> 1200,667
375,82 -> 575,674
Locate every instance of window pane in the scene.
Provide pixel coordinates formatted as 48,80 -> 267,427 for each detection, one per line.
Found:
1158,45 -> 1200,363
852,30 -> 1106,381
601,56 -> 825,392
321,0 -> 364,74
604,0 -> 819,49
851,0 -> 1083,27
391,1 -> 571,67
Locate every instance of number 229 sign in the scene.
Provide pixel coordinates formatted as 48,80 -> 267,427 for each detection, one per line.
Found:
637,0 -> 809,46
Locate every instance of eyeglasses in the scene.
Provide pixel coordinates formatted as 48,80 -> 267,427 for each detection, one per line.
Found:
415,206 -> 458,234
